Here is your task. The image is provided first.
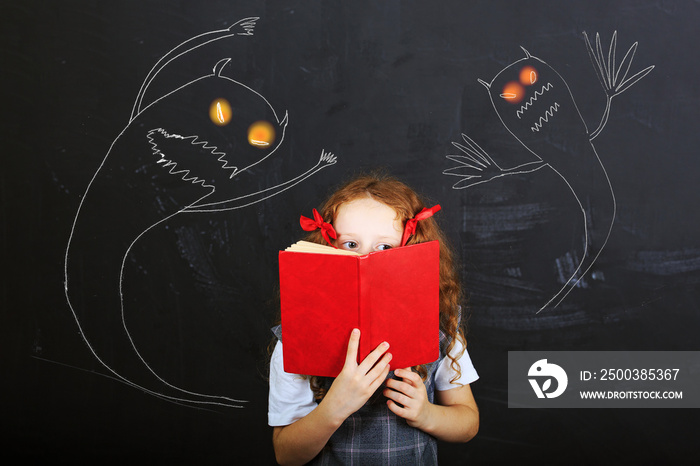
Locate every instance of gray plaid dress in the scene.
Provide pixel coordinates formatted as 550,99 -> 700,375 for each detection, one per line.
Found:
272,326 -> 451,465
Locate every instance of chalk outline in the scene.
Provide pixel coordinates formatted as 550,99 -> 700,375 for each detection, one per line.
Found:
444,31 -> 654,312
64,17 -> 337,408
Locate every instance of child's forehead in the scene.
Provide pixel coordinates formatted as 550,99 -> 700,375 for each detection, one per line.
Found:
334,197 -> 403,234
336,197 -> 397,217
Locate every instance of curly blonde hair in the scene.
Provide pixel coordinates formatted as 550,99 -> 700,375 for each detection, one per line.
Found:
292,172 -> 468,400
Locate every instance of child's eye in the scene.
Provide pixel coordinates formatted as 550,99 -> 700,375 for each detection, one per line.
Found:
376,244 -> 393,251
341,241 -> 358,250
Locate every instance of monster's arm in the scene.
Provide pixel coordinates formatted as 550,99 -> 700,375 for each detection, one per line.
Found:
185,150 -> 337,212
444,133 -> 545,189
131,17 -> 259,121
584,31 -> 654,141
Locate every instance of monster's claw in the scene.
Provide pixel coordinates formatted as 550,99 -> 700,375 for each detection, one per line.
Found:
444,155 -> 487,173
584,30 -> 654,98
613,44 -> 655,95
233,17 -> 258,36
584,31 -> 654,140
443,134 -> 504,189
319,149 -> 337,165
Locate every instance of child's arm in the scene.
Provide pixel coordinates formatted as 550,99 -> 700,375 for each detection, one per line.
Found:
384,368 -> 479,442
272,329 -> 392,466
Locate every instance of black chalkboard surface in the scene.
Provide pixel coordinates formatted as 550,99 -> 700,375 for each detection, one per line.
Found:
4,0 -> 700,463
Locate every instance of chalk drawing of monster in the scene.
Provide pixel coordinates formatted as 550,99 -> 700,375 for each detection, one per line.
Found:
444,32 -> 654,312
64,18 -> 336,407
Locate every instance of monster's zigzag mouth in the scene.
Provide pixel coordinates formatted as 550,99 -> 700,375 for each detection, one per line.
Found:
153,157 -> 213,188
147,128 -> 238,187
516,82 -> 554,119
531,103 -> 560,133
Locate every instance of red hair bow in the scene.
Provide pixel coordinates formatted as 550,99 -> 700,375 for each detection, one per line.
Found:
401,205 -> 441,246
300,208 -> 337,248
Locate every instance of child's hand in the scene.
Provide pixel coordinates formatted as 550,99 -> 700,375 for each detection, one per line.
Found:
323,329 -> 392,423
384,368 -> 432,429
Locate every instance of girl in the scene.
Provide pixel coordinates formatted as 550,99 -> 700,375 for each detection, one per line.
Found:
269,173 -> 479,465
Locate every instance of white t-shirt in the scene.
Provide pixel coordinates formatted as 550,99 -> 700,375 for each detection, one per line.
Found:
268,338 -> 479,427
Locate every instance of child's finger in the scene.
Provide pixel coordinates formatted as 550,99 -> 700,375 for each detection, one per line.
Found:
395,368 -> 422,386
368,356 -> 392,391
386,399 -> 408,418
384,386 -> 412,408
343,328 -> 361,367
366,352 -> 392,381
384,377 -> 412,396
357,340 -> 390,374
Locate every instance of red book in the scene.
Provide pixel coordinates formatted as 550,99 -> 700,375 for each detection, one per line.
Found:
278,240 -> 440,377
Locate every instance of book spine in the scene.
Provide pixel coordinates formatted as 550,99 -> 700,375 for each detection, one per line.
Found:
357,255 -> 372,361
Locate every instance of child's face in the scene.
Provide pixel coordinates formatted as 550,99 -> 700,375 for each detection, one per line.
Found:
333,197 -> 403,255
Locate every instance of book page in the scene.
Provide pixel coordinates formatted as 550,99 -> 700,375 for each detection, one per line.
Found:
284,240 -> 360,256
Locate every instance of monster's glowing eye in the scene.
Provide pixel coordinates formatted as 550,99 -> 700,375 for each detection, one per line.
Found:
520,66 -> 538,86
248,121 -> 276,148
209,99 -> 232,126
500,81 -> 525,104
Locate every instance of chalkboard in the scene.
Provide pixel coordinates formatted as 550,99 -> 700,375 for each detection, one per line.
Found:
4,0 -> 700,463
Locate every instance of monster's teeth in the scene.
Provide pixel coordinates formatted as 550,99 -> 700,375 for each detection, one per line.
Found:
530,103 -> 560,132
146,128 -> 237,182
154,157 -> 211,187
516,82 -> 554,119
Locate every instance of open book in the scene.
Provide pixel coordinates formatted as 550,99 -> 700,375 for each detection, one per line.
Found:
278,240 -> 440,377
